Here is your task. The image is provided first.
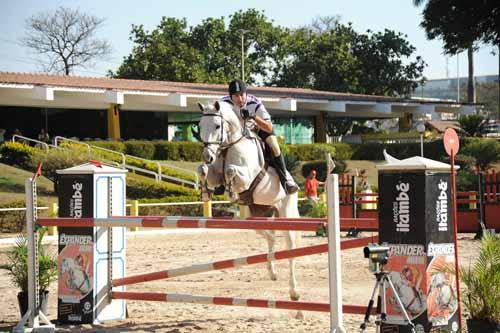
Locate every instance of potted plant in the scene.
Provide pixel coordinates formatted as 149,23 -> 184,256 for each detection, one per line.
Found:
1,227 -> 57,318
460,232 -> 500,332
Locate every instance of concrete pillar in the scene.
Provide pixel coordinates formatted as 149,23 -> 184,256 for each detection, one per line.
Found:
107,104 -> 121,139
314,112 -> 327,143
398,112 -> 412,132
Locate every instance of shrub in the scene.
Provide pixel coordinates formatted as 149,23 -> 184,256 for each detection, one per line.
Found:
127,177 -> 199,199
0,142 -> 37,168
88,141 -> 126,153
132,195 -> 236,217
462,138 -> 500,171
124,140 -> 155,159
153,141 -> 203,161
330,143 -> 354,160
32,148 -> 93,182
458,114 -> 485,136
287,144 -> 336,161
177,142 -> 203,161
302,160 -> 347,181
456,171 -> 478,192
454,154 -> 477,172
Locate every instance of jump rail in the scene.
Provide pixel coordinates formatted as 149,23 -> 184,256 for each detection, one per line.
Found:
112,236 -> 378,287
37,216 -> 326,231
111,291 -> 374,315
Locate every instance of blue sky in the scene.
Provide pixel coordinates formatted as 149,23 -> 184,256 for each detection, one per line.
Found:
0,0 -> 498,80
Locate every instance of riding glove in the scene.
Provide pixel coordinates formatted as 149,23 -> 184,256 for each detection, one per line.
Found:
241,108 -> 256,120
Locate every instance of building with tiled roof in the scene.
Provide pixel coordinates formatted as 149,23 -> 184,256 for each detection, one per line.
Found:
0,71 -> 476,143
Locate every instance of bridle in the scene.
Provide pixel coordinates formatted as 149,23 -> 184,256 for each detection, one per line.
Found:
199,111 -> 244,156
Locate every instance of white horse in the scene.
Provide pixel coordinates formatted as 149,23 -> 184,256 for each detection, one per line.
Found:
60,256 -> 92,295
196,101 -> 302,307
388,271 -> 426,316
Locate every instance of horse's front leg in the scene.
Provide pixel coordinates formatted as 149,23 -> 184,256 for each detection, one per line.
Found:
256,230 -> 277,281
284,230 -> 299,301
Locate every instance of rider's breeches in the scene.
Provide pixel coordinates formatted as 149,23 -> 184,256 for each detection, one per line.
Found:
258,130 -> 281,157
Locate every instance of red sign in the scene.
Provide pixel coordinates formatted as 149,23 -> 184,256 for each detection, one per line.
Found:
443,128 -> 459,156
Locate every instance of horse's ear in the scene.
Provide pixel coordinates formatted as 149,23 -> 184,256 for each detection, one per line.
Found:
214,101 -> 220,111
197,102 -> 205,112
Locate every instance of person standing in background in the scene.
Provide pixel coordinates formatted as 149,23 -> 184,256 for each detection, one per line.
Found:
305,169 -> 324,203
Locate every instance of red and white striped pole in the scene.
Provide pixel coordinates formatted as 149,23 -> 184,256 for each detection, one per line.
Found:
111,291 -> 371,315
37,217 -> 325,232
112,237 -> 377,287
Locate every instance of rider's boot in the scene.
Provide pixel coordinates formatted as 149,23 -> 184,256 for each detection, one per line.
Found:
274,154 -> 299,194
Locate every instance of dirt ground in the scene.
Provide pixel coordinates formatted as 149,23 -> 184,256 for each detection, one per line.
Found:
0,230 -> 480,333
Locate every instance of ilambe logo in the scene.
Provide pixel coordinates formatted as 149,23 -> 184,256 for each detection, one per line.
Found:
70,182 -> 83,218
436,180 -> 448,231
393,182 -> 410,232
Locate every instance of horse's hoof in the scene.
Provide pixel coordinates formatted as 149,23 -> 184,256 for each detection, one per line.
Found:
270,274 -> 277,281
290,294 -> 300,301
295,311 -> 304,319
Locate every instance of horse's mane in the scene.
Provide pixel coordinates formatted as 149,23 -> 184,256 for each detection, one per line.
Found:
216,101 -> 242,131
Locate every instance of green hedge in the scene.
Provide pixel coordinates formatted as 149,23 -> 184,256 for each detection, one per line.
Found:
153,141 -> 203,161
301,160 -> 347,181
287,144 -> 337,161
88,141 -> 126,153
131,195 -> 234,217
87,140 -> 350,163
0,142 -> 38,168
0,200 -> 48,233
126,177 -> 199,200
124,140 -> 156,159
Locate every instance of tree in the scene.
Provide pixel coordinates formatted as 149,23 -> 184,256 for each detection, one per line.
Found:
458,114 -> 485,137
268,20 -> 426,96
113,18 -> 204,82
112,9 -> 282,84
23,7 -> 111,75
419,1 -> 478,103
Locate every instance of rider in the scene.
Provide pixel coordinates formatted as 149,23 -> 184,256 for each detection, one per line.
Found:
221,79 -> 299,194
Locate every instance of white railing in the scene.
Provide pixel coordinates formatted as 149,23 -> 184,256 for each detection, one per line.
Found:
0,207 -> 48,212
12,135 -> 54,151
54,136 -> 198,188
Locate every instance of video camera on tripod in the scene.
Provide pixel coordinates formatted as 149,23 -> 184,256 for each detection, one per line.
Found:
360,243 -> 416,333
363,243 -> 390,272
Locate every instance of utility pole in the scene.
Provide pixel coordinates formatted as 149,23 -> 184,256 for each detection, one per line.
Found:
238,29 -> 249,81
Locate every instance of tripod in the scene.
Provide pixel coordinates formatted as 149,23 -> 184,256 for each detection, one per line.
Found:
360,268 -> 416,333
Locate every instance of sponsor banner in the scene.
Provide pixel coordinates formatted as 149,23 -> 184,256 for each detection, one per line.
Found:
379,171 -> 457,332
384,247 -> 428,324
379,172 -> 426,245
425,174 -> 454,244
57,174 -> 94,324
426,255 -> 458,328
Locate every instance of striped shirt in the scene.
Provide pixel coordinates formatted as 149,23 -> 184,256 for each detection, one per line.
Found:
221,94 -> 271,123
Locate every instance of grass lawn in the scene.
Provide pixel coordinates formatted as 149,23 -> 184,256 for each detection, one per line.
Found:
0,163 -> 57,206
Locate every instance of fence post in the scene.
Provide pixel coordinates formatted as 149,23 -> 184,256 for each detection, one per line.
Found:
47,203 -> 58,236
351,175 -> 357,218
326,173 -> 345,333
203,200 -> 212,217
469,193 -> 477,210
130,200 -> 139,231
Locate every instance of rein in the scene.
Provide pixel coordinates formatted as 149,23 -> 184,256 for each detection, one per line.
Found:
201,112 -> 244,152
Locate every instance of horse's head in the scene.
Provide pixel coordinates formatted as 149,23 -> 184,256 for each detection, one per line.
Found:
197,101 -> 242,164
